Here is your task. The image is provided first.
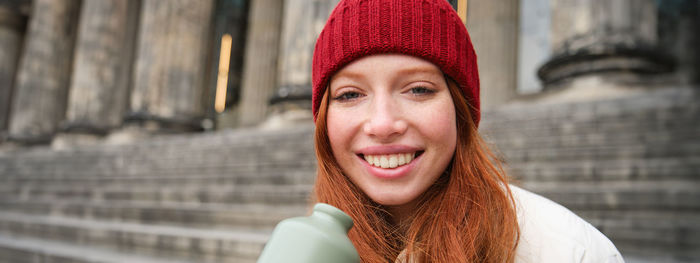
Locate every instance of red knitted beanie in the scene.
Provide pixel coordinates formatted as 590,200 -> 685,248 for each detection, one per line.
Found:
312,0 -> 480,125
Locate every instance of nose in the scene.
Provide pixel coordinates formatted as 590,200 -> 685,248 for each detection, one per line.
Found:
362,95 -> 407,141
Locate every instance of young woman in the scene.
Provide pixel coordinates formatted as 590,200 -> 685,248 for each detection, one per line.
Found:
310,0 -> 624,262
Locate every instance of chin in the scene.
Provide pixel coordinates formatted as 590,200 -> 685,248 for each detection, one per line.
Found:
368,192 -> 417,207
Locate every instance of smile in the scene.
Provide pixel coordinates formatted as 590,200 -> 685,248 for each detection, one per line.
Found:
361,152 -> 421,169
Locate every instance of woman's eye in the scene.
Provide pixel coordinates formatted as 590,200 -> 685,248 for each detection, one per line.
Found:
333,91 -> 363,101
409,86 -> 434,95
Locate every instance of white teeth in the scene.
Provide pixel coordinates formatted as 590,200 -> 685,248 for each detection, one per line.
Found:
363,153 -> 416,169
380,156 -> 389,168
388,154 -> 398,168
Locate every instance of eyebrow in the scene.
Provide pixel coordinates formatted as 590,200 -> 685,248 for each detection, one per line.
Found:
395,66 -> 442,77
332,70 -> 366,82
334,65 -> 441,82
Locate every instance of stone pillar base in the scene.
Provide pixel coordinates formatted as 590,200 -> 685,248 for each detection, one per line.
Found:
49,121 -> 123,149
103,125 -> 152,146
124,112 -> 205,134
6,133 -> 53,145
0,140 -> 23,152
259,100 -> 313,130
215,106 -> 240,130
514,73 -> 671,107
540,0 -> 674,90
538,44 -> 675,86
51,133 -> 102,150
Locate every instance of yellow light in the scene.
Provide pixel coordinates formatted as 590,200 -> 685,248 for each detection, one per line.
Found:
215,34 -> 233,113
458,0 -> 468,25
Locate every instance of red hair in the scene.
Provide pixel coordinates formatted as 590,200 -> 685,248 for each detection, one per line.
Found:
312,80 -> 520,262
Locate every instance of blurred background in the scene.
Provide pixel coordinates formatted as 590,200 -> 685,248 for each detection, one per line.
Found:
0,0 -> 698,262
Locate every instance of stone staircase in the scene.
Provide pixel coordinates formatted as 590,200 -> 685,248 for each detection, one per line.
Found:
0,87 -> 698,262
480,86 -> 700,262
0,127 -> 316,262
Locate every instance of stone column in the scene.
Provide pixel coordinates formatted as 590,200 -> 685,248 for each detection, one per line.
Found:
537,0 -> 673,89
0,1 -> 26,137
236,0 -> 284,127
466,0 -> 520,110
657,0 -> 699,85
55,0 -> 139,146
517,0 -> 550,94
7,0 -> 81,144
128,0 -> 214,132
261,0 -> 338,129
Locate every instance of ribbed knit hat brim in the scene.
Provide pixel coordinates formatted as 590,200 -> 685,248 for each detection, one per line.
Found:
312,0 -> 480,125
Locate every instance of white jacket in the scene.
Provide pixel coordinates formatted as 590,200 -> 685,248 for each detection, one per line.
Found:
395,185 -> 625,263
511,185 -> 624,263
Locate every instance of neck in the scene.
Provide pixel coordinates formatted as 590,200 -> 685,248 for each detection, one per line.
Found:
386,199 -> 420,233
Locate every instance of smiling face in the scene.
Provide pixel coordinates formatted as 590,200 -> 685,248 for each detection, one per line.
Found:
326,54 -> 457,214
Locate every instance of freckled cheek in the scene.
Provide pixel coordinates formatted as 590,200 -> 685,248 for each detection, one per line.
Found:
326,120 -> 344,152
326,111 -> 358,162
425,118 -> 456,143
419,107 -> 457,148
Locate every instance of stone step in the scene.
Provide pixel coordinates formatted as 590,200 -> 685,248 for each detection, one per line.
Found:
480,88 -> 700,155
506,156 -> 700,182
0,158 -> 316,177
1,184 -> 313,206
0,235 -> 199,263
497,141 -> 700,162
485,127 -> 700,152
519,180 -> 700,211
481,110 -> 700,141
623,253 -> 696,263
0,198 -> 307,230
578,209 -> 700,235
0,211 -> 269,262
0,152 -> 317,178
0,143 -> 314,166
582,211 -> 700,262
0,125 -> 312,152
0,125 -> 313,155
117,125 -> 314,149
480,87 -> 699,130
0,147 -> 312,168
0,169 -> 317,186
0,127 -> 316,180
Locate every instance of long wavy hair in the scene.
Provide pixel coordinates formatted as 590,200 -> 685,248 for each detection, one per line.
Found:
312,79 -> 519,262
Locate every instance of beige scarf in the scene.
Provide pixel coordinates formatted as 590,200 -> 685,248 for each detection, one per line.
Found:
394,249 -> 420,263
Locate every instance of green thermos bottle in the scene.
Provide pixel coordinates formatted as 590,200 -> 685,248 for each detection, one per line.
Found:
257,203 -> 360,263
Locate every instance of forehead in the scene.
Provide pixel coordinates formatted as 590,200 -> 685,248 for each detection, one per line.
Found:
331,54 -> 443,82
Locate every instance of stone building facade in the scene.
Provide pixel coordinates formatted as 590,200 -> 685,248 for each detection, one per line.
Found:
0,0 -> 698,262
